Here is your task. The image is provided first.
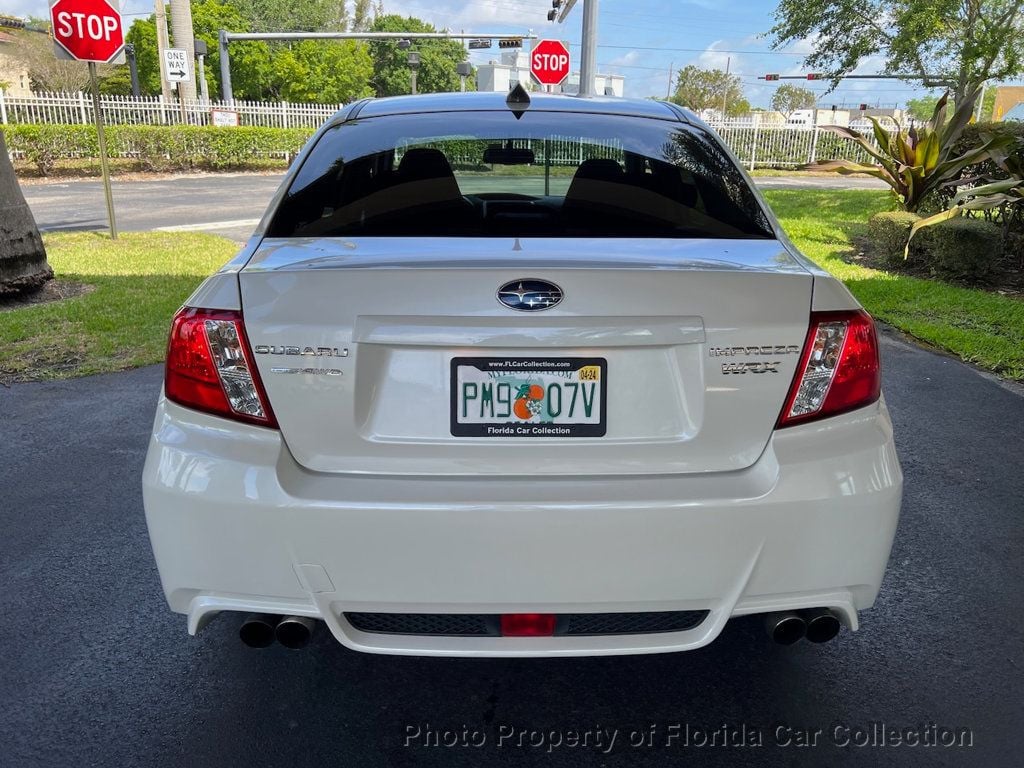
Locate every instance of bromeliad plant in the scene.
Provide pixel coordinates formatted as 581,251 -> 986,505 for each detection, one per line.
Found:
807,92 -> 1011,213
907,138 -> 1024,252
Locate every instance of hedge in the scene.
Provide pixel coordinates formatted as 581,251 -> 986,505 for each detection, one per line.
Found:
867,211 -> 1004,284
866,211 -> 922,267
2,124 -> 315,174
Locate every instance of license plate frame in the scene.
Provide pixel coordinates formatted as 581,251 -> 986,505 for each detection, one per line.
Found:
450,357 -> 607,437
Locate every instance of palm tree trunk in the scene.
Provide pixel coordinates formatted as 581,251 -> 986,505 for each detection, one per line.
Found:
0,129 -> 53,296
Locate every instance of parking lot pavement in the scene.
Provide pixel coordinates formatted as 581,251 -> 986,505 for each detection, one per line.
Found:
21,172 -> 887,241
1,328 -> 1021,767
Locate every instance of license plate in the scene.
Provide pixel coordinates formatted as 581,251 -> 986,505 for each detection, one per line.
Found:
450,357 -> 607,437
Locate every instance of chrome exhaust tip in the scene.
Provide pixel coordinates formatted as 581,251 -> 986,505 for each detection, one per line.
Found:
804,608 -> 842,643
239,613 -> 279,648
275,615 -> 316,650
764,611 -> 806,645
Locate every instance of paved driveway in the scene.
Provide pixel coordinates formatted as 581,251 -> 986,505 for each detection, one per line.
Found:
0,329 -> 1021,767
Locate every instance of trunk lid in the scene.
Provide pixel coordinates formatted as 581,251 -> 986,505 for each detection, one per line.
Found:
239,237 -> 812,476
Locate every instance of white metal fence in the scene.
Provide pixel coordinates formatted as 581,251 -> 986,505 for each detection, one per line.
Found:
706,117 -> 882,169
0,90 -> 884,168
0,89 -> 340,128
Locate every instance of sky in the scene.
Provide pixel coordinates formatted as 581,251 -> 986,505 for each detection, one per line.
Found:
1,0 -> 1005,109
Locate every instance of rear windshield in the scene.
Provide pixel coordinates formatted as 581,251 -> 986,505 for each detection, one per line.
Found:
268,110 -> 773,239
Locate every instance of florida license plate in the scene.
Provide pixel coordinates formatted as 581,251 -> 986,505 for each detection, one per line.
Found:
450,357 -> 607,437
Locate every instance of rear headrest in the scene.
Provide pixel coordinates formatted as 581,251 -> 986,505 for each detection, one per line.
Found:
572,158 -> 625,182
398,148 -> 456,182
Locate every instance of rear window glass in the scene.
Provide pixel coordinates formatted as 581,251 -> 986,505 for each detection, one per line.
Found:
268,110 -> 773,239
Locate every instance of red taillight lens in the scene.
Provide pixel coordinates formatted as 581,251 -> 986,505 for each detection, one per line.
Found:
165,307 -> 277,428
500,614 -> 557,637
777,310 -> 881,428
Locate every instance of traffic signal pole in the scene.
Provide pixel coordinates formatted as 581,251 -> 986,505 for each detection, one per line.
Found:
553,0 -> 598,96
579,0 -> 598,96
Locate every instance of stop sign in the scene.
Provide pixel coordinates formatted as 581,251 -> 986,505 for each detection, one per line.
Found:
531,39 -> 571,86
50,0 -> 124,64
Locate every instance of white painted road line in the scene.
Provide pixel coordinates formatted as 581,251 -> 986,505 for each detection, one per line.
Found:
155,218 -> 260,232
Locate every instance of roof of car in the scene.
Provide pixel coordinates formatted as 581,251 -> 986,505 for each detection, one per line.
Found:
338,92 -> 697,124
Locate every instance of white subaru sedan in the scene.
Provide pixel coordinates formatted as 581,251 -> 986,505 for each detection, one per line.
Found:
142,91 -> 902,656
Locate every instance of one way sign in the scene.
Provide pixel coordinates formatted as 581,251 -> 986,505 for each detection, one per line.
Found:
163,48 -> 190,82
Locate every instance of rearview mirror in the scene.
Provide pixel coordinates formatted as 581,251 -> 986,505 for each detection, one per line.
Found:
483,143 -> 536,165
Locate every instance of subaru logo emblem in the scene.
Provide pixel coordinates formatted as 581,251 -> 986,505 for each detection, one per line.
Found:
497,279 -> 563,312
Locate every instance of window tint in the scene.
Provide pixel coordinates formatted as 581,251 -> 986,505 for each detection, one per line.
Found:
268,111 -> 773,239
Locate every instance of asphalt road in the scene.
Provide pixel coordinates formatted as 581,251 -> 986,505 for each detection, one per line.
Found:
21,173 -> 888,242
1,329 -> 1021,767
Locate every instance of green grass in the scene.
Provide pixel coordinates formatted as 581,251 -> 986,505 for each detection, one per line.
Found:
0,232 -> 236,381
764,189 -> 1024,380
1,190 -> 1022,382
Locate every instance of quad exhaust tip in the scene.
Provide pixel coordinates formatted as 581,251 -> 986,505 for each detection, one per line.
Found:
764,609 -> 842,645
239,614 -> 316,649
804,608 -> 841,643
764,611 -> 806,645
276,615 -> 316,650
239,613 -> 280,648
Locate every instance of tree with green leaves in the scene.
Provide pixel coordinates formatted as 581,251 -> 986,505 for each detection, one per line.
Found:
768,0 -> 1024,104
906,94 -> 943,122
771,83 -> 817,117
8,21 -> 93,92
226,0 -> 348,33
106,0 -> 372,102
668,65 -> 749,116
368,15 -> 470,96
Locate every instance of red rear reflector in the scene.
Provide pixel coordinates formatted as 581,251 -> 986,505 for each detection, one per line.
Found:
500,614 -> 556,637
777,309 -> 881,427
165,307 -> 277,428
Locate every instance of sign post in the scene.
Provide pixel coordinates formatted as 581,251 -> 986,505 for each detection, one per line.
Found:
530,39 -> 571,89
49,0 -> 124,239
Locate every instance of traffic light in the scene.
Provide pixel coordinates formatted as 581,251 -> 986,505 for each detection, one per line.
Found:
498,38 -> 523,49
859,103 -> 868,111
0,15 -> 26,29
764,74 -> 780,81
806,73 -> 823,80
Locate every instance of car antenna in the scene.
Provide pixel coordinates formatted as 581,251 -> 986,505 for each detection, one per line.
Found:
506,83 -> 531,119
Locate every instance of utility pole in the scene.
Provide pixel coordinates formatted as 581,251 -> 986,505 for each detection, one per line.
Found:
666,60 -> 674,99
721,56 -> 730,117
579,0 -> 598,96
154,0 -> 172,102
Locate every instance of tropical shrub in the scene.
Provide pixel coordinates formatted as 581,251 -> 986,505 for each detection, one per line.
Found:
805,92 -> 1010,213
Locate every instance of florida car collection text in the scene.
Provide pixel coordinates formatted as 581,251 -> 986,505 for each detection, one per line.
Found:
404,722 -> 973,753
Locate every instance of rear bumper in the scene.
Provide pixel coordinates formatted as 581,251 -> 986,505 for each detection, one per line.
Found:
142,396 -> 902,656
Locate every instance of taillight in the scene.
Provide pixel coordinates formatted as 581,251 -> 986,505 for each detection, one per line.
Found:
164,307 -> 278,428
777,310 -> 881,428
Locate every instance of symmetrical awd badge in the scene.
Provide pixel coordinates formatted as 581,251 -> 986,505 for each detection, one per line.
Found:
497,279 -> 563,312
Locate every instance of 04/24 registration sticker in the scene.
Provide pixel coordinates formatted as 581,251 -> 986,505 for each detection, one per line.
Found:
450,357 -> 607,437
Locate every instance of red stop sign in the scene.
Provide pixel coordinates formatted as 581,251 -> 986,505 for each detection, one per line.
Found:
531,39 -> 571,86
50,0 -> 124,64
